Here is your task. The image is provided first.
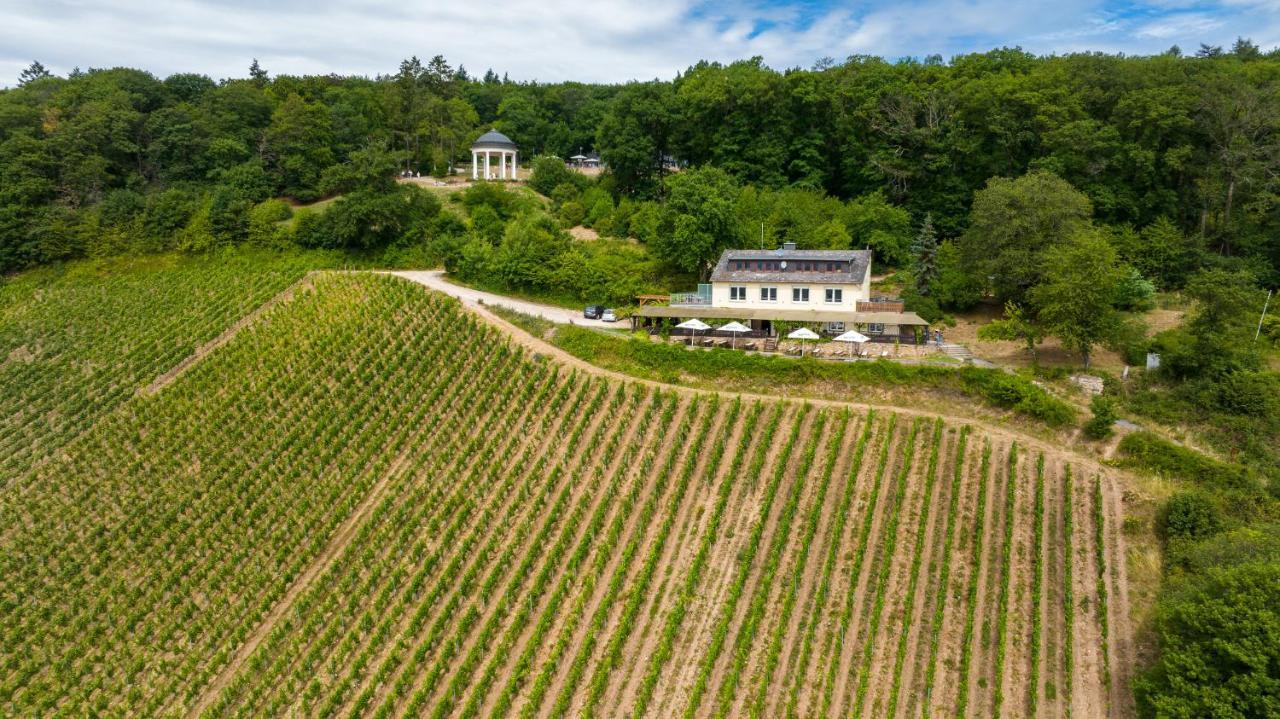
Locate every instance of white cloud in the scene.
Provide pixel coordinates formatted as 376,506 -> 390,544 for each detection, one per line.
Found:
1135,12 -> 1225,38
0,0 -> 1278,88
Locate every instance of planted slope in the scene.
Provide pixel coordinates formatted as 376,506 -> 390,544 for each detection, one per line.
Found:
0,271 -> 1129,718
0,251 -> 326,478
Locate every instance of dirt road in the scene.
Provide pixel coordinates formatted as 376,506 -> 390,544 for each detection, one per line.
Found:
392,270 -> 622,330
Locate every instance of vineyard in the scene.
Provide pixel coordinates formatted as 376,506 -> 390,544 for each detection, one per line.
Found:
0,251 -> 332,479
0,267 -> 1133,717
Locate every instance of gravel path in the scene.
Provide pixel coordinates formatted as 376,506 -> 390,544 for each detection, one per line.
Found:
393,270 -> 622,329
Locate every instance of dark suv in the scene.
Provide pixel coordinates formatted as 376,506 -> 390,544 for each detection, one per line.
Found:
583,304 -> 605,320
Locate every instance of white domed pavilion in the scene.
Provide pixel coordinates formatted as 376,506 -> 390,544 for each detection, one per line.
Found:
470,129 -> 519,180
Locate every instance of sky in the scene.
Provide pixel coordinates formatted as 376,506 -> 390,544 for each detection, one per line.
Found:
1,0 -> 1278,87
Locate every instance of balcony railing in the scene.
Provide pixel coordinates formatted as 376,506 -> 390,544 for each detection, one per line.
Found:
670,283 -> 713,306
670,293 -> 712,306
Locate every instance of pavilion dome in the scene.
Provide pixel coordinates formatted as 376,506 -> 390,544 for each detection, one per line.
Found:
471,129 -> 517,150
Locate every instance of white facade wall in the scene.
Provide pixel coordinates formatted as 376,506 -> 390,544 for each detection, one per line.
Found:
710,280 -> 871,311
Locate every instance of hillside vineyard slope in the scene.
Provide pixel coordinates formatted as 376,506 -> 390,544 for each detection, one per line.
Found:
0,271 -> 1130,717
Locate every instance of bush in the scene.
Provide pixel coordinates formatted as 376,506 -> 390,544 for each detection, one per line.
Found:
1114,266 -> 1156,311
1212,371 -> 1280,416
558,201 -> 585,227
1135,562 -> 1280,718
1173,524 -> 1280,574
1117,431 -> 1258,490
1262,315 -> 1280,347
1161,492 -> 1223,542
528,156 -> 579,197
957,369 -> 1077,427
1083,395 -> 1117,440
586,197 -> 614,229
246,199 -> 293,248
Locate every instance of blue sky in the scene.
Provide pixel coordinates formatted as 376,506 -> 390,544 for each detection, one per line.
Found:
1,0 -> 1276,86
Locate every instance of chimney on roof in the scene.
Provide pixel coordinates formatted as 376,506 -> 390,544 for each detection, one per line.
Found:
782,241 -> 797,251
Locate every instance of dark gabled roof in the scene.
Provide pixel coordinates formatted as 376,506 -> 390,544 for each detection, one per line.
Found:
709,248 -> 872,285
471,129 -> 517,149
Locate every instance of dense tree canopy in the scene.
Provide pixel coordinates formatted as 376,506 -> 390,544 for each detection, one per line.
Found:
1136,562 -> 1280,718
2,46 -> 1279,280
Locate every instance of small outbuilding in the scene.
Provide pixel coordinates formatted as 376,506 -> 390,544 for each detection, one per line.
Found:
471,129 -> 519,180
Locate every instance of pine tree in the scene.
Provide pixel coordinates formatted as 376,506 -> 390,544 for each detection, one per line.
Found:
912,213 -> 939,296
249,58 -> 269,87
18,60 -> 51,86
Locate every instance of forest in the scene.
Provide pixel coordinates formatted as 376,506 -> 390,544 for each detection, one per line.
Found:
0,45 -> 1278,283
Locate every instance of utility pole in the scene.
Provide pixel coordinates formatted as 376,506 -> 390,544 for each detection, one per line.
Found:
1256,289 -> 1273,342
760,221 -> 764,249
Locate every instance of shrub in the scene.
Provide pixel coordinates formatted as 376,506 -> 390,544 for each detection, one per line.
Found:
1135,563 -> 1280,718
1116,431 -> 1258,490
1114,266 -> 1156,311
246,199 -> 293,248
1160,492 -> 1223,542
558,201 -> 585,228
957,369 -> 1077,426
1212,371 -> 1280,416
1083,395 -> 1117,440
528,156 -> 579,197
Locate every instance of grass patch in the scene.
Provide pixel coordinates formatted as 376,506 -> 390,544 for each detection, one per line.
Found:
551,326 -> 1077,427
488,304 -> 557,338
1116,431 -> 1260,491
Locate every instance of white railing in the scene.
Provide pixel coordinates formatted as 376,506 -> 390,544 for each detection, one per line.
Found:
670,284 -> 713,306
670,292 -> 712,306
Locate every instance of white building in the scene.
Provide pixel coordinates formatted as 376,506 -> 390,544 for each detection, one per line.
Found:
707,244 -> 872,312
634,243 -> 928,341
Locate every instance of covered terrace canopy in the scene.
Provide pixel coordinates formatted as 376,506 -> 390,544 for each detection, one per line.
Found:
631,305 -> 929,327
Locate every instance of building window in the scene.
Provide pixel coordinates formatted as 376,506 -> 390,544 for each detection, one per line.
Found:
824,322 -> 845,333
760,287 -> 777,302
869,323 -> 885,334
825,288 -> 843,304
792,287 -> 809,303
730,286 -> 746,301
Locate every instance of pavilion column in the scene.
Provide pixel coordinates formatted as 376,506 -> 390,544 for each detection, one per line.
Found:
513,151 -> 518,180
471,150 -> 478,180
500,151 -> 507,180
484,152 -> 490,180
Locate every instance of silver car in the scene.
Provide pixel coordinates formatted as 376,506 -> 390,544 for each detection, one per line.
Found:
601,309 -> 618,322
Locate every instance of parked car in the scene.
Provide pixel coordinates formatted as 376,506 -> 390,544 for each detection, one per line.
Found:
584,304 -> 605,320
601,309 -> 618,323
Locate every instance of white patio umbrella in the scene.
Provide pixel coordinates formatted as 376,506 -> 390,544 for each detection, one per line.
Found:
833,329 -> 870,357
676,318 -> 711,343
787,327 -> 821,357
716,321 -> 751,349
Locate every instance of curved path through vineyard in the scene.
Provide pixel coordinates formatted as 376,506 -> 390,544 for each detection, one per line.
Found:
391,270 -> 1121,481
395,269 -> 620,328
